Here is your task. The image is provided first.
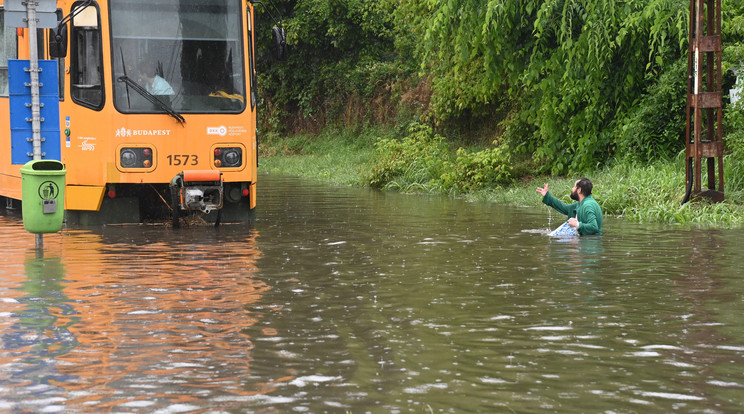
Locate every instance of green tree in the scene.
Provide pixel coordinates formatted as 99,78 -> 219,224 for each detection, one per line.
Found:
254,0 -> 403,132
256,0 -> 744,181
399,0 -> 688,173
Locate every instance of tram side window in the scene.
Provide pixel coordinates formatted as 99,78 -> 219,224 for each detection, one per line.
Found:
70,2 -> 103,109
0,10 -> 19,97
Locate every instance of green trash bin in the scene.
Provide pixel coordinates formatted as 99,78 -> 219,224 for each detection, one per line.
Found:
20,160 -> 66,234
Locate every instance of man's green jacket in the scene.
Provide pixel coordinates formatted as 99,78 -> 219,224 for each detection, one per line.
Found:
542,192 -> 603,235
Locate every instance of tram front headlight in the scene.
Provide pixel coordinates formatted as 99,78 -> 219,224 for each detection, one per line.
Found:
224,149 -> 241,167
120,149 -> 138,168
214,146 -> 243,168
119,147 -> 154,169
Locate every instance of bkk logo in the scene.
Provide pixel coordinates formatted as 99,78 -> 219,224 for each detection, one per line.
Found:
207,126 -> 228,137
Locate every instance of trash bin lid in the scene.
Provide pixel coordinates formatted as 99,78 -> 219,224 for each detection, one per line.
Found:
20,159 -> 66,175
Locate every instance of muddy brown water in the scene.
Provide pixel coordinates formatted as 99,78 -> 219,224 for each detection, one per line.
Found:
1,174 -> 744,413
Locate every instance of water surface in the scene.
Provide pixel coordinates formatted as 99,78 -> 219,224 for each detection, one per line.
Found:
1,174 -> 744,413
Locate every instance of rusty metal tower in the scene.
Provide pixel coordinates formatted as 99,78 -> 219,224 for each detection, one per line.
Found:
684,0 -> 724,203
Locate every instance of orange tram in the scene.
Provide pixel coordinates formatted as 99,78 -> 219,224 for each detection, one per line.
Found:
0,0 -> 279,225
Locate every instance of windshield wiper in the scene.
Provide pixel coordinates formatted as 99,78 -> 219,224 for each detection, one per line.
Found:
117,75 -> 185,125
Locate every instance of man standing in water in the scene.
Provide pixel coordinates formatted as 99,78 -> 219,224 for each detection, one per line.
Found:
536,178 -> 603,235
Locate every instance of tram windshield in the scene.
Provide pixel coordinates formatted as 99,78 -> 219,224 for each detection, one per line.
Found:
110,0 -> 245,114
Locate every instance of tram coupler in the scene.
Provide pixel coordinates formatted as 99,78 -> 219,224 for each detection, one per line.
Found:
169,170 -> 224,214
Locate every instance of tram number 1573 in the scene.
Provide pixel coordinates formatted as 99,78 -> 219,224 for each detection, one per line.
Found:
167,155 -> 199,166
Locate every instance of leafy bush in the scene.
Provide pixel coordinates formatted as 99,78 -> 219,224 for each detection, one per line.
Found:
364,123 -> 450,189
364,122 -> 514,192
441,146 -> 513,192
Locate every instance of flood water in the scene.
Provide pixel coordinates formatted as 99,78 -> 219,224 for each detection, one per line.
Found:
2,174 -> 744,413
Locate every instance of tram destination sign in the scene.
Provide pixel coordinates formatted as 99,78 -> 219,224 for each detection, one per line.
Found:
4,0 -> 58,28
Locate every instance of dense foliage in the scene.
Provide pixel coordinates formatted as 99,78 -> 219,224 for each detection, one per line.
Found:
254,0 -> 402,132
255,0 -> 744,189
362,122 -> 512,192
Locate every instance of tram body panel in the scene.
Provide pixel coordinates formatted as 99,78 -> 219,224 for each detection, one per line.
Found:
0,0 -> 259,217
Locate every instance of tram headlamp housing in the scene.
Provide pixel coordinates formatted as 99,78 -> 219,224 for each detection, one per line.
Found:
117,146 -> 155,171
213,146 -> 243,169
120,149 -> 137,167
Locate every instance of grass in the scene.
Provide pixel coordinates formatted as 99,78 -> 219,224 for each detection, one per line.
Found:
259,128 -> 744,228
487,157 -> 744,227
260,127 -> 378,185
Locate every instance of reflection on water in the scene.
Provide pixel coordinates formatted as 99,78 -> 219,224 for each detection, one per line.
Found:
0,219 -> 270,412
2,174 -> 744,412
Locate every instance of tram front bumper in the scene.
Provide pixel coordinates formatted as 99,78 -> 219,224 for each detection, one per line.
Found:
170,170 -> 223,213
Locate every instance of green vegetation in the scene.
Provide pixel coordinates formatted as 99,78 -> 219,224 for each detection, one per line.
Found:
362,122 -> 512,193
254,0 -> 744,228
261,128 -> 744,228
260,127 -> 377,185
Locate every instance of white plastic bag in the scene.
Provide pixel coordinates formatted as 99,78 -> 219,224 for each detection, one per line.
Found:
548,220 -> 578,237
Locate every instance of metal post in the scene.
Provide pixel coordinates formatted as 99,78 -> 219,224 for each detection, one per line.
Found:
685,0 -> 724,203
26,0 -> 44,248
27,1 -> 41,159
